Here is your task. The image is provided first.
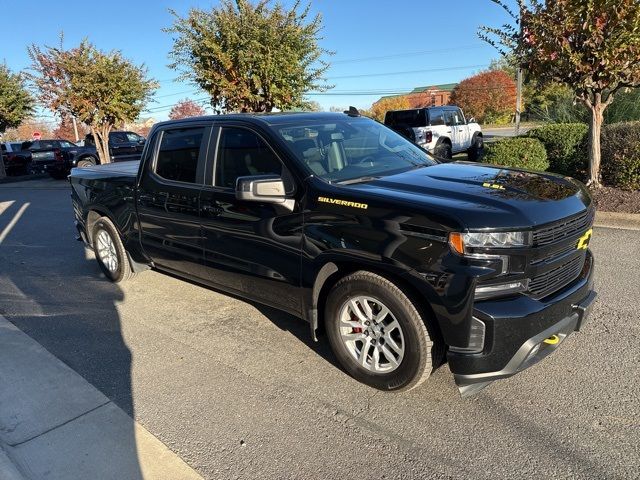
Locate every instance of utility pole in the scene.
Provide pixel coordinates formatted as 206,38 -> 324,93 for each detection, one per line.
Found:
72,116 -> 80,143
515,67 -> 522,136
515,1 -> 524,136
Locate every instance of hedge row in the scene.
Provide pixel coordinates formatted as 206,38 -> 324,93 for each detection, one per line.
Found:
481,137 -> 549,172
481,122 -> 640,190
601,122 -> 640,191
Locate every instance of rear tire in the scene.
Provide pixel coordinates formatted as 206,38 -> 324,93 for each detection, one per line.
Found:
91,216 -> 135,283
434,141 -> 452,161
325,271 -> 437,392
77,158 -> 96,168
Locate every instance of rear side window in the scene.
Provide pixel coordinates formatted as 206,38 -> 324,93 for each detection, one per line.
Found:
384,109 -> 427,128
215,127 -> 282,188
429,109 -> 445,126
110,132 -> 128,144
126,132 -> 144,143
155,127 -> 205,184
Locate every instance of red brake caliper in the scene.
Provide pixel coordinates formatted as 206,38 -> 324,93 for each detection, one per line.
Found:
351,312 -> 363,334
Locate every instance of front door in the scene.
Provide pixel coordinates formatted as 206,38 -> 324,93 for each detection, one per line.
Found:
199,125 -> 303,315
137,124 -> 211,278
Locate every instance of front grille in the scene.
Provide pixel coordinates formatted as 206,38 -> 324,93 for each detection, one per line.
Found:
533,208 -> 594,247
528,255 -> 584,299
530,244 -> 575,266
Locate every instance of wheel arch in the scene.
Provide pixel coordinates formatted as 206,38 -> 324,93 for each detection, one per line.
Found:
309,260 -> 445,353
77,154 -> 99,165
85,207 -> 121,246
436,136 -> 452,146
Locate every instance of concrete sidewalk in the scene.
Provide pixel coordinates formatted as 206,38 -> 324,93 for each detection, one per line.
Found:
594,211 -> 640,230
0,315 -> 202,480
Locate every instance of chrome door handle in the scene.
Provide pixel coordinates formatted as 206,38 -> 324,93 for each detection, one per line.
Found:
201,204 -> 222,215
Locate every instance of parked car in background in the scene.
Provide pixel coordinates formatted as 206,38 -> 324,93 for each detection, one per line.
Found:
384,106 -> 483,161
1,142 -> 31,175
24,131 -> 146,179
82,131 -> 146,164
23,139 -> 81,179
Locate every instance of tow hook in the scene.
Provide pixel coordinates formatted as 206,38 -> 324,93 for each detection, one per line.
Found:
543,335 -> 560,345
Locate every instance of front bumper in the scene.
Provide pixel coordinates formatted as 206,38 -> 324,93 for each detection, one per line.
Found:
449,251 -> 596,396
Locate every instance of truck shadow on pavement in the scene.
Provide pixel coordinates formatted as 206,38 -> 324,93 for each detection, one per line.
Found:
0,196 -> 145,479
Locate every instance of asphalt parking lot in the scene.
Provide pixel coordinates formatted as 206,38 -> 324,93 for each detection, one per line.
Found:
0,178 -> 638,480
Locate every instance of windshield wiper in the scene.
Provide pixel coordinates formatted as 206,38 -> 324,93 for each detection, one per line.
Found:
337,176 -> 380,185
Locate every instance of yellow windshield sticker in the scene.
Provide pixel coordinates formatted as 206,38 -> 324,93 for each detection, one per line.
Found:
482,182 -> 505,190
577,228 -> 593,250
317,197 -> 368,210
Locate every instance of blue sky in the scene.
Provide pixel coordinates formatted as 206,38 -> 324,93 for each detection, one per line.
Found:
2,0 -> 513,122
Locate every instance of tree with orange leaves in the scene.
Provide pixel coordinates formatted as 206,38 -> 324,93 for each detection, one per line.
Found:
449,70 -> 516,124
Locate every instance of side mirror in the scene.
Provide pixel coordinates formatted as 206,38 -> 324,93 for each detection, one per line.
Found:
468,117 -> 476,124
236,175 -> 287,204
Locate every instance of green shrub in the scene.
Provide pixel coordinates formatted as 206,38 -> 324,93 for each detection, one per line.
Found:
482,137 -> 549,171
527,123 -> 588,177
601,121 -> 640,190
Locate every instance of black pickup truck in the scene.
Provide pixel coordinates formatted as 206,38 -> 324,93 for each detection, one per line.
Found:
28,131 -> 145,179
69,112 -> 596,396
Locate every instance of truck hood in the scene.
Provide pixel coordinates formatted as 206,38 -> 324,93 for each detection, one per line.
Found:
348,162 -> 592,229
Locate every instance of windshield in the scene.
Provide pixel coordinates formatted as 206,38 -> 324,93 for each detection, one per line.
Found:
276,117 -> 436,183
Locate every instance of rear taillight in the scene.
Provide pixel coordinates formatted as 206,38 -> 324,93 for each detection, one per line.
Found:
425,131 -> 433,143
54,149 -> 64,162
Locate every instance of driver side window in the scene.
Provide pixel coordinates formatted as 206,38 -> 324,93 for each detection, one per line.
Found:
215,127 -> 283,189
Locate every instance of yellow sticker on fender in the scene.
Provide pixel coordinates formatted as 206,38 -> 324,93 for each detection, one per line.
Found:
577,228 -> 593,250
317,197 -> 368,209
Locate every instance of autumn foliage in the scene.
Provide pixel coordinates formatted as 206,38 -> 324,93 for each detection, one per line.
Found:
368,96 -> 411,122
449,70 -> 516,124
168,99 -> 206,120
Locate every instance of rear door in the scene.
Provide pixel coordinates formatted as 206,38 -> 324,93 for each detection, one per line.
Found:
446,109 -> 470,153
136,123 -> 212,278
198,124 -> 303,314
109,132 -> 139,162
125,131 -> 146,159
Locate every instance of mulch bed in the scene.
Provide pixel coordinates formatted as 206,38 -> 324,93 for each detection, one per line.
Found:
591,186 -> 640,214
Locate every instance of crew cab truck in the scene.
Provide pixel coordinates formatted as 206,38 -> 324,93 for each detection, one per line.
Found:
384,106 -> 483,161
69,112 -> 596,396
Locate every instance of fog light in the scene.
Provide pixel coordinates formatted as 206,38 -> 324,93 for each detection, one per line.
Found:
475,280 -> 527,300
449,317 -> 486,354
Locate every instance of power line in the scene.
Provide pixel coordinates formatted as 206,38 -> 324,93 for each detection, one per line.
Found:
328,64 -> 488,80
331,45 -> 487,65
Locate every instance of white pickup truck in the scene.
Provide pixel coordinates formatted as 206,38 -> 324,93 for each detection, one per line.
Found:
384,106 -> 483,161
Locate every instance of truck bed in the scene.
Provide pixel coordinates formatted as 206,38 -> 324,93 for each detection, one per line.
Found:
71,160 -> 140,179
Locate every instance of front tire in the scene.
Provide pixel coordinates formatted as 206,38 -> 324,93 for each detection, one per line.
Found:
467,134 -> 484,162
91,216 -> 135,283
325,271 -> 437,392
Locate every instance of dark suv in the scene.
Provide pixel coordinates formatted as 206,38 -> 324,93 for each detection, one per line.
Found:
26,131 -> 146,179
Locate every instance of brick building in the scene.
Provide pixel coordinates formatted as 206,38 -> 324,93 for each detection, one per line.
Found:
377,83 -> 457,109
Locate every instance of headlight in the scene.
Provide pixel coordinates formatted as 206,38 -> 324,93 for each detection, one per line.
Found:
449,231 -> 531,254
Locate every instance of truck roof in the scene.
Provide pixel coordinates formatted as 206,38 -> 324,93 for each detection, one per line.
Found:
152,111 -> 360,129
